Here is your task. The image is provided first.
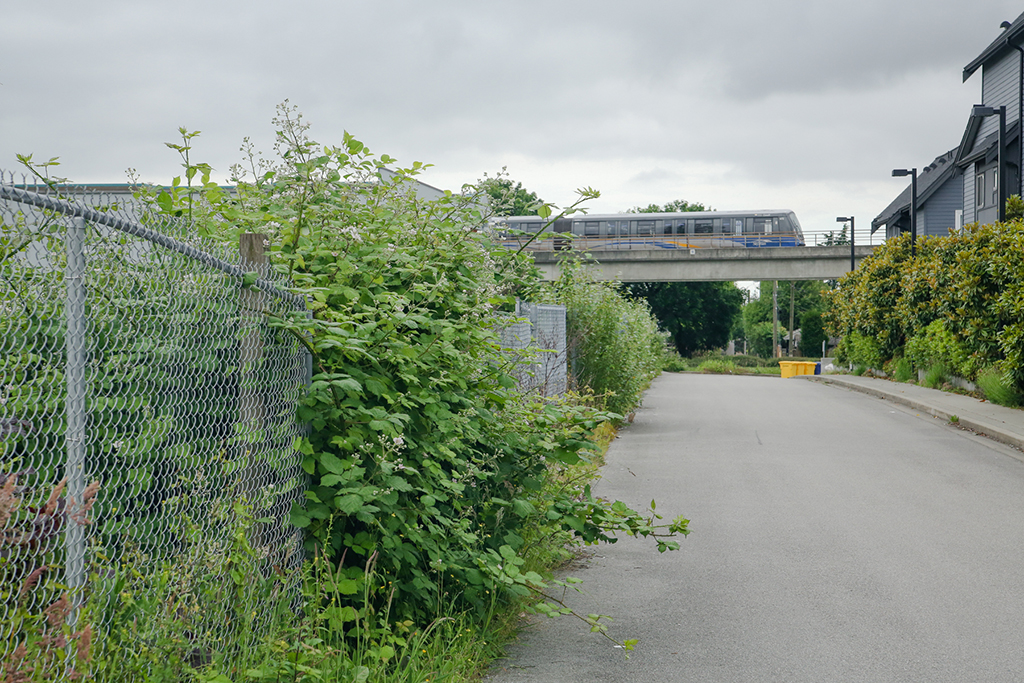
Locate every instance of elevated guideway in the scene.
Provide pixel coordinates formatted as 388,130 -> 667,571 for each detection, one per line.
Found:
533,245 -> 878,282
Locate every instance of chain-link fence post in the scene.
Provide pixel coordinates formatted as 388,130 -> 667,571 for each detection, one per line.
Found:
63,216 -> 86,622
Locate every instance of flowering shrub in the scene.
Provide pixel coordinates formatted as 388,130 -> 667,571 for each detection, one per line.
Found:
162,105 -> 687,626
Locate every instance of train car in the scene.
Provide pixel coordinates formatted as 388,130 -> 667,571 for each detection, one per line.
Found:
493,209 -> 805,250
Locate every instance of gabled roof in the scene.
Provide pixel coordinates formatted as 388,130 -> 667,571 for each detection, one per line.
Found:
955,116 -> 1020,168
871,149 -> 959,233
963,11 -> 1024,82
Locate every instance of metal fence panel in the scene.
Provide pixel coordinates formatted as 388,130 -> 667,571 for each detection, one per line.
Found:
497,301 -> 567,396
0,174 -> 309,680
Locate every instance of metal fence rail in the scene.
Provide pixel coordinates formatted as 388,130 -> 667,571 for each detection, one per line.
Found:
0,175 -> 310,680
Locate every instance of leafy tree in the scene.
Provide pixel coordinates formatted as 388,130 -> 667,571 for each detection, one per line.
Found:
628,281 -> 743,356
800,308 -> 828,357
740,296 -> 782,358
631,199 -> 708,214
480,175 -> 542,216
821,223 -> 850,246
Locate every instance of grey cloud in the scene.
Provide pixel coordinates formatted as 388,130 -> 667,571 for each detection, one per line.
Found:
1,0 -> 1020,238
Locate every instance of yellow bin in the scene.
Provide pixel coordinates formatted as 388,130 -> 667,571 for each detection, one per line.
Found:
779,361 -> 797,378
797,361 -> 816,376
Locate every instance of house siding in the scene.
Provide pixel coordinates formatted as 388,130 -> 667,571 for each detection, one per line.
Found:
979,50 -> 1020,141
921,173 -> 963,236
963,161 -> 976,224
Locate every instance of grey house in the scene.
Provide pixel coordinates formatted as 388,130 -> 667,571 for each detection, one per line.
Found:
875,13 -> 1024,233
955,13 -> 1024,226
871,149 -> 963,239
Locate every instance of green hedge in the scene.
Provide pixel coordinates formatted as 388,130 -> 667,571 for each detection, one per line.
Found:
825,220 -> 1024,392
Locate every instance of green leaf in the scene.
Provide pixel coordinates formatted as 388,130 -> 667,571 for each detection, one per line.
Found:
241,272 -> 259,289
289,506 -> 312,528
319,452 -> 348,475
156,190 -> 173,213
511,499 -> 536,517
334,494 -> 363,514
333,377 -> 362,393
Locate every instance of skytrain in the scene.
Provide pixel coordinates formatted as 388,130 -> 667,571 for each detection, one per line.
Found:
493,209 -> 805,250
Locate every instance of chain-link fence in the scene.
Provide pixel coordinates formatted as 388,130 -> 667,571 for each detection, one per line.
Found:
0,175 -> 310,680
498,301 -> 567,396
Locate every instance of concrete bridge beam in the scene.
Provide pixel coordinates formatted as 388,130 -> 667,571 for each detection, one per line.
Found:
532,245 -> 877,282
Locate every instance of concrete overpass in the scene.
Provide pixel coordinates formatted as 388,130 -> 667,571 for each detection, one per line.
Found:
533,245 -> 878,282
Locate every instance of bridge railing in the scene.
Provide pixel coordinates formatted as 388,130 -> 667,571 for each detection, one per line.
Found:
499,231 -> 881,252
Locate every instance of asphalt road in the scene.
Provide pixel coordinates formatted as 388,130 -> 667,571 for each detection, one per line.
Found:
486,373 -> 1024,682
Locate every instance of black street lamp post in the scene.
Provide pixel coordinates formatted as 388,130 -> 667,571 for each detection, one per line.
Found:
892,168 -> 918,256
835,216 -> 855,271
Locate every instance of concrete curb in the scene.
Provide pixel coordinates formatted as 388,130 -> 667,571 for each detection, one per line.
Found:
804,375 -> 1024,452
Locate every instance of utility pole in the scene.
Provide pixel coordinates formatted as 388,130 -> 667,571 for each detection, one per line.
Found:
772,281 -> 779,358
788,283 -> 795,357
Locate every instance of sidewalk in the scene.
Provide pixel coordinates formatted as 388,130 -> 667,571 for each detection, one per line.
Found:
803,374 -> 1024,451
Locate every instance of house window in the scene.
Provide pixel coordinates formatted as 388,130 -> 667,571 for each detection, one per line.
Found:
992,169 -> 999,207
977,173 -> 985,208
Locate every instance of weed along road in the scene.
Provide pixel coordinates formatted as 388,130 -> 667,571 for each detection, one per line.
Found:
486,372 -> 1024,682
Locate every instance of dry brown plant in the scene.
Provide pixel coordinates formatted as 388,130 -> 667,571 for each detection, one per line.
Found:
42,477 -> 67,517
1,643 -> 31,683
18,565 -> 48,598
68,480 -> 100,526
0,474 -> 18,529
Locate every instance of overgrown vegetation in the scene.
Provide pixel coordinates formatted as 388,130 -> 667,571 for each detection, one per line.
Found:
556,260 -> 663,415
825,218 -> 1024,405
3,106 -> 689,680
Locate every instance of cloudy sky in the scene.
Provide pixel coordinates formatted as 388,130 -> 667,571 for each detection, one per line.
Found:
3,1 -> 1022,244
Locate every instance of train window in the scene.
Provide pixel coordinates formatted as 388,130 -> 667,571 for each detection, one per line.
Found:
713,218 -> 722,232
584,221 -> 600,236
662,220 -> 673,235
777,215 -> 791,232
694,219 -> 713,234
637,220 -> 655,235
751,217 -> 770,234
